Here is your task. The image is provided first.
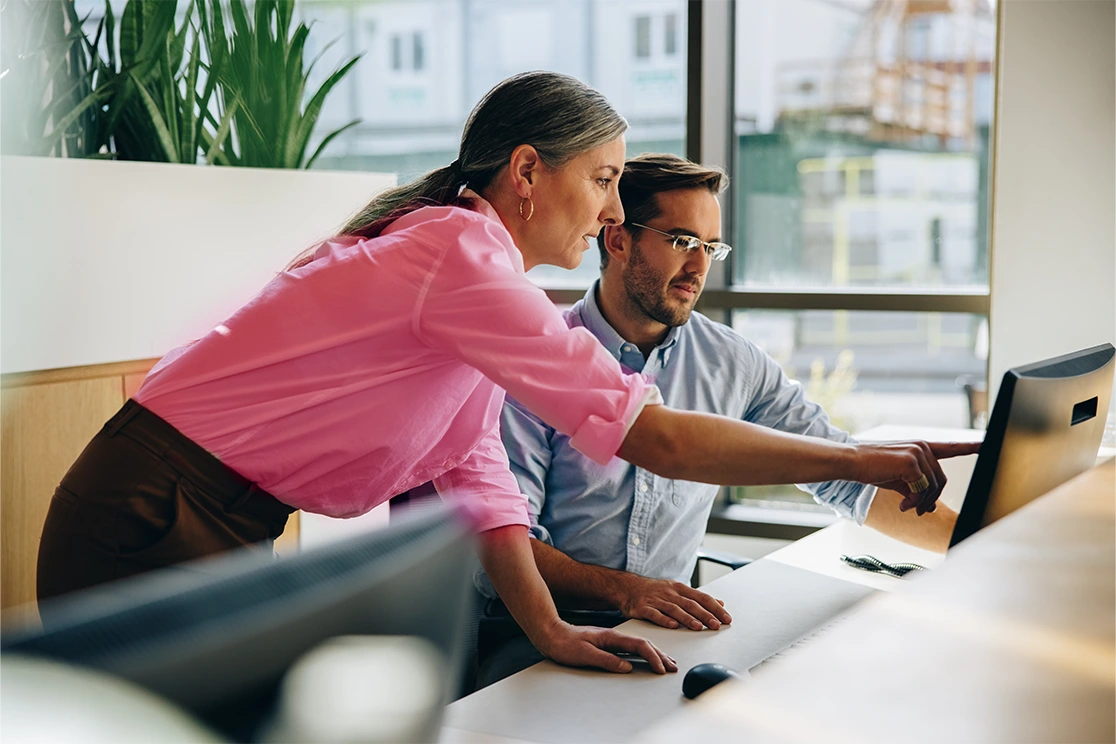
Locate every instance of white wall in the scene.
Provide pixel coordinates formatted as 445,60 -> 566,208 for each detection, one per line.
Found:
988,0 -> 1116,402
0,158 -> 395,374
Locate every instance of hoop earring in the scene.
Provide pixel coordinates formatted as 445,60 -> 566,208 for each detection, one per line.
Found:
519,197 -> 535,222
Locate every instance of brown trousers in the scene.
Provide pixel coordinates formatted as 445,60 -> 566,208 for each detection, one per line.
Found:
37,400 -> 295,603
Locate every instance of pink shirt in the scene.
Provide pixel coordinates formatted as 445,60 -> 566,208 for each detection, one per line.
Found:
135,196 -> 656,531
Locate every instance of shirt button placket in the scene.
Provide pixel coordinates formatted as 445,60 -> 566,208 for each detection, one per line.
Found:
628,471 -> 653,574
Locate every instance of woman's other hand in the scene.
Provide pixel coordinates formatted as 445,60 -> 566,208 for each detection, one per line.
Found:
533,619 -> 678,674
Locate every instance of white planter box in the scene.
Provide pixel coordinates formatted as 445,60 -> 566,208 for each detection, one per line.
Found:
0,156 -> 396,374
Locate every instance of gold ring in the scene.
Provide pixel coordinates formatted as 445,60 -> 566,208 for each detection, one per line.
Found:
907,474 -> 931,493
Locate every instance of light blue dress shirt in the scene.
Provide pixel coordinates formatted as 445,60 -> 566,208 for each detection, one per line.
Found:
476,283 -> 874,597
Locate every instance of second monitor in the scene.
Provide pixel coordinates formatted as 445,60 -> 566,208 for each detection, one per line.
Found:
950,342 -> 1115,547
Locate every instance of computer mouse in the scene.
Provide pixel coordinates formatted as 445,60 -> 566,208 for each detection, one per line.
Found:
681,662 -> 747,699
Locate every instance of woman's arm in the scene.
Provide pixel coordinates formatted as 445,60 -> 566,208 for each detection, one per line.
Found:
412,215 -> 977,517
619,405 -> 981,515
477,525 -> 677,674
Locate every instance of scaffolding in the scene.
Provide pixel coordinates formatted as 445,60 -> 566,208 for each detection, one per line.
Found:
777,0 -> 995,147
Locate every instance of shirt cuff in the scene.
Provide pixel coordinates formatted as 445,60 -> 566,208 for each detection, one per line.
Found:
622,384 -> 663,440
568,380 -> 662,466
852,484 -> 877,525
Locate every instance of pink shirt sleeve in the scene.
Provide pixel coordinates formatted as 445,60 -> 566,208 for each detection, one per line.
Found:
432,423 -> 530,532
412,209 -> 652,466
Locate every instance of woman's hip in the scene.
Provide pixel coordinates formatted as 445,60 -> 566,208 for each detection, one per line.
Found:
37,400 -> 293,600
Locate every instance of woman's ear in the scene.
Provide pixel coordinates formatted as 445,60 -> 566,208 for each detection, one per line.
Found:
508,144 -> 541,197
603,224 -> 632,266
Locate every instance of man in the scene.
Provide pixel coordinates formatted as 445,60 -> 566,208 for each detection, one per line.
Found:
474,153 -> 957,681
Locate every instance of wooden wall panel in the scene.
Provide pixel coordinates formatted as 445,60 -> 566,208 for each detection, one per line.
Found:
1,377 -> 124,616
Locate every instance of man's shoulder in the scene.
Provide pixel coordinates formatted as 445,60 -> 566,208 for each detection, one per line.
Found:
562,301 -> 586,330
685,310 -> 760,358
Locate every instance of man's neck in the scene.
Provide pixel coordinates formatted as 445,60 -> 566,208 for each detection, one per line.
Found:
596,274 -> 670,359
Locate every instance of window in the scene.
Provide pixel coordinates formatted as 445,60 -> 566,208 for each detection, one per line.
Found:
390,34 -> 402,71
412,31 -> 425,71
634,15 -> 651,59
388,30 -> 425,73
726,0 -> 997,511
664,13 -> 678,56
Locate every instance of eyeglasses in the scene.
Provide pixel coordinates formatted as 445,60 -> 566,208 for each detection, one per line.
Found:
629,223 -> 733,261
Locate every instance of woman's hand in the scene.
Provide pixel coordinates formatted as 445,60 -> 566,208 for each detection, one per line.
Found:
478,525 -> 676,675
853,441 -> 981,515
533,619 -> 678,674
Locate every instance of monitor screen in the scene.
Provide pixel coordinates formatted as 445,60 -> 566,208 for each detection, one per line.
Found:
950,343 -> 1115,546
1,505 -> 476,740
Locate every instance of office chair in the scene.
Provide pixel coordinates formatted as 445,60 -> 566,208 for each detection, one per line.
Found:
956,374 -> 989,429
691,546 -> 752,587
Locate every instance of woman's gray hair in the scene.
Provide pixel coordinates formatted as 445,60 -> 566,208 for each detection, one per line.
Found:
288,72 -> 627,269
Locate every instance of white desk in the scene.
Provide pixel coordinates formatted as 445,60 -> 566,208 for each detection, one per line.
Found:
441,427 -> 988,743
644,457 -> 1115,744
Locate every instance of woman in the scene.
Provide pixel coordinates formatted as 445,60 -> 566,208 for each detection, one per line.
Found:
38,71 -> 977,675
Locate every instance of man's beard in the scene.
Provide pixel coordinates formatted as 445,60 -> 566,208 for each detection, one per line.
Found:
621,241 -> 699,328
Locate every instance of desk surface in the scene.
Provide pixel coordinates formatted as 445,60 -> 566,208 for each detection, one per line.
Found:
645,458 -> 1115,744
442,427 -> 984,743
442,432 -> 1114,744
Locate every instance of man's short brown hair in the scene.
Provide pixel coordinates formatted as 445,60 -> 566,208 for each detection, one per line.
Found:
598,153 -> 729,267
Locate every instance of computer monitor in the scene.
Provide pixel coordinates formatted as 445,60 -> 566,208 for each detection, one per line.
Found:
1,505 -> 476,741
950,343 -> 1115,547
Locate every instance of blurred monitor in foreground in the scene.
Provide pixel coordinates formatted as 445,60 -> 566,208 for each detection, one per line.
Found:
950,343 -> 1115,546
1,506 -> 476,741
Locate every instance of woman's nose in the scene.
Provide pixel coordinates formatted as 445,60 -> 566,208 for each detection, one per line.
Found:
601,188 -> 624,226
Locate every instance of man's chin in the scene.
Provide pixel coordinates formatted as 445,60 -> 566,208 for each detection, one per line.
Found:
655,300 -> 694,327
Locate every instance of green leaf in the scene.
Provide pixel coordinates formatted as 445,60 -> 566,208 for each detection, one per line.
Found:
205,94 -> 239,164
196,51 -> 223,153
105,0 -> 117,69
127,69 -> 179,162
41,87 -> 112,153
119,0 -> 140,67
183,34 -> 201,162
291,54 -> 360,168
160,37 -> 179,160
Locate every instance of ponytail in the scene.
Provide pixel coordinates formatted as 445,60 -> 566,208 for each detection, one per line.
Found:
286,71 -> 626,272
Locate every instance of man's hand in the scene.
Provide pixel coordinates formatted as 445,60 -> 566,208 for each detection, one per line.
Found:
533,619 -> 678,674
615,574 -> 732,631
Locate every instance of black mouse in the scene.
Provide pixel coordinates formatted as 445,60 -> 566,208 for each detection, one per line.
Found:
682,662 -> 746,699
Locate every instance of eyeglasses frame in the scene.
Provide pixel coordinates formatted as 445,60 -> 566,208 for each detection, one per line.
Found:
628,222 -> 733,261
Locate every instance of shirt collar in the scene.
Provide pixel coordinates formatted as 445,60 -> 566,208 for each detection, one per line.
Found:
460,188 -> 525,274
577,282 -> 684,365
461,187 -> 499,221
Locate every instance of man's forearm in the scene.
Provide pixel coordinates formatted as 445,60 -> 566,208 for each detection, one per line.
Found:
863,488 -> 958,552
531,539 -> 631,610
532,539 -> 734,631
